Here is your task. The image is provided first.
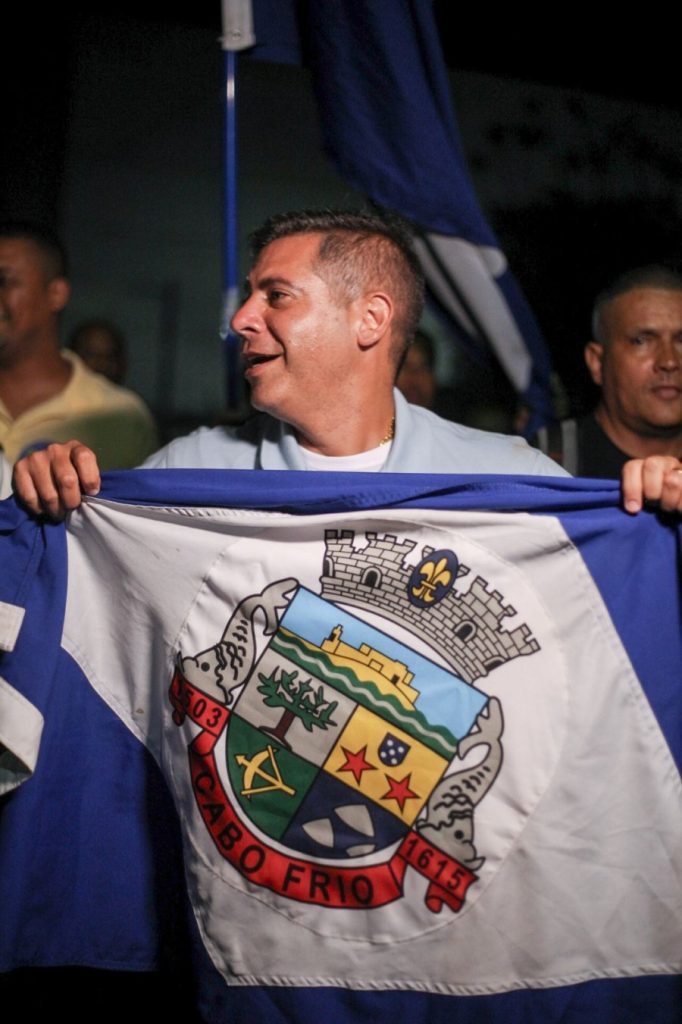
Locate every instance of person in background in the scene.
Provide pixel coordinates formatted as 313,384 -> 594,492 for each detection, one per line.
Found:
11,210 -> 682,515
0,221 -> 157,471
396,328 -> 438,409
536,265 -> 682,477
396,328 -> 462,422
69,319 -> 127,385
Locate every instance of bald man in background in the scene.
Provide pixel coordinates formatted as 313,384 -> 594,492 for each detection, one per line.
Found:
537,265 -> 682,478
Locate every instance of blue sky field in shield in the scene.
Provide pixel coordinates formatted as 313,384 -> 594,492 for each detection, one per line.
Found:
280,587 -> 487,739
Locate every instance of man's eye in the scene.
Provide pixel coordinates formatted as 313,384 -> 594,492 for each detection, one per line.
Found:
268,290 -> 289,304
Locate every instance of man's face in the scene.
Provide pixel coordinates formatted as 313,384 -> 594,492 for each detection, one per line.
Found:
586,287 -> 682,437
231,233 -> 359,428
0,238 -> 67,367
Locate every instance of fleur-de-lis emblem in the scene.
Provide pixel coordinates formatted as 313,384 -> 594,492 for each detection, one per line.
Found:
411,557 -> 452,603
408,549 -> 458,608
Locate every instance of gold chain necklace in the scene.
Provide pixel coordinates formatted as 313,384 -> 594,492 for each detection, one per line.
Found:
379,416 -> 396,446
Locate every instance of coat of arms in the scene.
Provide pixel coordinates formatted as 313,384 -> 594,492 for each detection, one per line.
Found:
169,530 -> 540,917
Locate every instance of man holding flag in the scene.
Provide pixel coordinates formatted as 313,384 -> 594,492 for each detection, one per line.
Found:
4,208 -> 681,1022
12,208 -> 682,514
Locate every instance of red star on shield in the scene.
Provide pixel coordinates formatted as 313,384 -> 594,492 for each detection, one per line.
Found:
382,772 -> 419,813
338,745 -> 376,785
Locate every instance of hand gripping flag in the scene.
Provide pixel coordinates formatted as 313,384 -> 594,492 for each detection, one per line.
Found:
0,471 -> 680,1023
246,0 -> 556,428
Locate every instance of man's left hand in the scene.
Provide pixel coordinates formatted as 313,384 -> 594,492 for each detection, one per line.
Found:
622,456 -> 682,514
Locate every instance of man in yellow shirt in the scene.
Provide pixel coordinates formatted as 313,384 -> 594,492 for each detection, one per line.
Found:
0,221 -> 157,472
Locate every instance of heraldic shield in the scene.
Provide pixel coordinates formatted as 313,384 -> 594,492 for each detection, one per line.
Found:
226,586 -> 485,861
169,531 -> 528,919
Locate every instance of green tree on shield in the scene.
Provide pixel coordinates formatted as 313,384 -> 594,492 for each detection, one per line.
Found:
257,667 -> 338,748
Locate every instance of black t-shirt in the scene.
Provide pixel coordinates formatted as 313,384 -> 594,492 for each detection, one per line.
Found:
534,414 -> 633,479
574,414 -> 633,478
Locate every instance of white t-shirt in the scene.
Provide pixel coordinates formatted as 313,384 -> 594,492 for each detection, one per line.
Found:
298,442 -> 391,472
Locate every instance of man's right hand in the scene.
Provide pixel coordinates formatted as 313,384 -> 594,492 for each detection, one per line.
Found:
13,441 -> 101,518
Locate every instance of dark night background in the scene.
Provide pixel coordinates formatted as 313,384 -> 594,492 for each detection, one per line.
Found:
3,4 -> 681,427
0,10 -> 680,1008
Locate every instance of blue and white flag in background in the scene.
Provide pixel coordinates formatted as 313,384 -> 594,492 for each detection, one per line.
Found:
0,471 -> 680,1023
246,0 -> 556,429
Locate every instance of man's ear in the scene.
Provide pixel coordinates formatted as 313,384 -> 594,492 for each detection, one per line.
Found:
584,341 -> 604,387
356,292 -> 393,350
48,277 -> 71,314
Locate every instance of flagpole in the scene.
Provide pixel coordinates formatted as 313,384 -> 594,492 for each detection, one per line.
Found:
220,1 -> 255,409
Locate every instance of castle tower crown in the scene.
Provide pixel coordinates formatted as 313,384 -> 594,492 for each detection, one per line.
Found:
320,530 -> 539,684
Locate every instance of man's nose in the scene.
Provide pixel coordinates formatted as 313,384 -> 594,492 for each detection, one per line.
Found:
656,337 -> 682,370
231,294 -> 262,335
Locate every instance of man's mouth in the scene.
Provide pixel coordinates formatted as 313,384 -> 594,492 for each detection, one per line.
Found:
651,384 -> 682,400
243,352 -> 280,372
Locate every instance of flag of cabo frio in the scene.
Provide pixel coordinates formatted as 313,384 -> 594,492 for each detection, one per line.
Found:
0,470 -> 680,1023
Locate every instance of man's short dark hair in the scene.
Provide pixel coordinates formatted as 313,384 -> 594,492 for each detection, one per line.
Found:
250,209 -> 425,365
592,264 -> 682,344
0,220 -> 68,279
